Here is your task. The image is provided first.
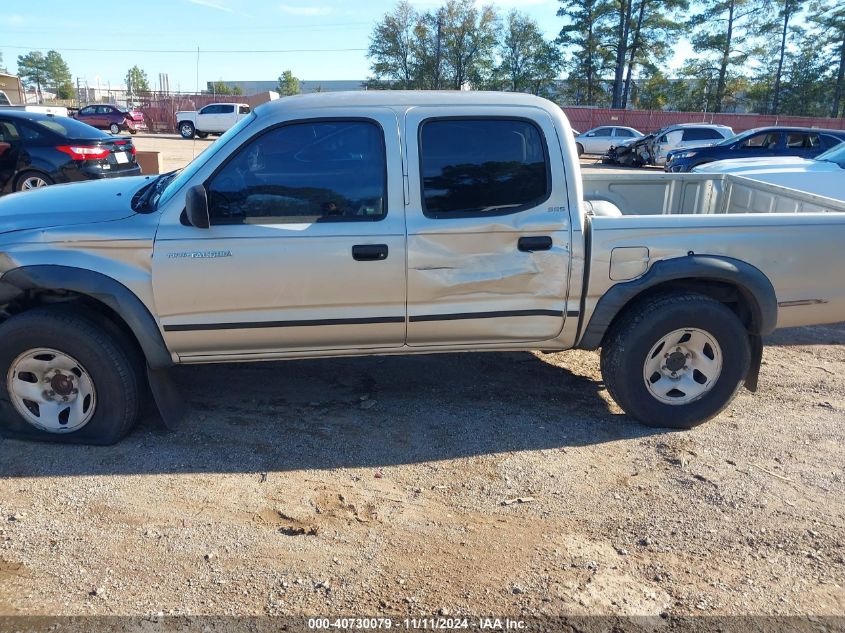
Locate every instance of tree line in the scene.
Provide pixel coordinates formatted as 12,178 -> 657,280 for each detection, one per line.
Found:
367,0 -> 845,118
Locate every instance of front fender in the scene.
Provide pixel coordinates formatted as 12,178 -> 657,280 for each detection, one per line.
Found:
0,265 -> 173,369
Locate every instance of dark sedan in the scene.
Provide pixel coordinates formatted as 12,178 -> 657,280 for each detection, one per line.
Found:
0,111 -> 141,194
665,127 -> 845,173
74,104 -> 147,135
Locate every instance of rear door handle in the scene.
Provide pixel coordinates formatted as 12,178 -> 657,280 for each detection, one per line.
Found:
352,244 -> 388,261
518,236 -> 553,252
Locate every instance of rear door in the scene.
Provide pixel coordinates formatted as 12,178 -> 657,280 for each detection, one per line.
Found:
152,109 -> 407,357
213,104 -> 236,132
403,107 -> 571,346
612,127 -> 637,146
785,131 -> 821,158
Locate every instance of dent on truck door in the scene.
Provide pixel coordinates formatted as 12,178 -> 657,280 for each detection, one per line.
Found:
151,110 -> 407,357
404,109 -> 572,345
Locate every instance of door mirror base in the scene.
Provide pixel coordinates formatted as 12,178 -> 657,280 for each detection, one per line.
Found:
185,185 -> 210,229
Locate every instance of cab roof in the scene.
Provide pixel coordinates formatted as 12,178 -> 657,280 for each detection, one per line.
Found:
254,90 -> 560,116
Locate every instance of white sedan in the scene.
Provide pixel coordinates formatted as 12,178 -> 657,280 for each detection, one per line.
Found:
574,126 -> 643,156
692,142 -> 845,201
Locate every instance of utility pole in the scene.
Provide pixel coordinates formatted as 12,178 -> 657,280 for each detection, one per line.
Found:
434,10 -> 443,90
76,77 -> 81,108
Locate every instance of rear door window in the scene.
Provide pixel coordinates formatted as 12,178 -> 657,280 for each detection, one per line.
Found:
419,118 -> 549,218
682,128 -> 725,141
786,132 -> 819,148
613,128 -> 635,138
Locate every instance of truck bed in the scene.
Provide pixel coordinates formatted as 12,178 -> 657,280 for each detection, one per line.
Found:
580,172 -> 845,332
582,172 -> 845,216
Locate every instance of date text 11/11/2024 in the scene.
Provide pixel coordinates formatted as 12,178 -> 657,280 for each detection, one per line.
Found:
307,617 -> 527,630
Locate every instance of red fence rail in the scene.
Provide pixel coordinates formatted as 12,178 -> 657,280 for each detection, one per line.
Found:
561,107 -> 845,134
131,92 -> 845,135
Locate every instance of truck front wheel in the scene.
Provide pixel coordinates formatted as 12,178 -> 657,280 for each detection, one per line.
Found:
179,121 -> 195,139
0,307 -> 142,445
600,293 -> 750,429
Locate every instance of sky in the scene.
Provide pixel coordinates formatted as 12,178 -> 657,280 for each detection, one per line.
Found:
0,0 -> 694,92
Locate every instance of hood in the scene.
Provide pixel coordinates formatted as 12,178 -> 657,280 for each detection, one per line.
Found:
0,176 -> 151,235
692,156 -> 833,174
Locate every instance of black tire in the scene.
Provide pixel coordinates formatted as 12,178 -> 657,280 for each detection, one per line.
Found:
15,170 -> 54,192
178,121 -> 195,139
600,293 -> 750,429
576,143 -> 584,157
0,307 -> 142,445
196,131 -> 209,139
129,129 -> 138,135
109,123 -> 120,134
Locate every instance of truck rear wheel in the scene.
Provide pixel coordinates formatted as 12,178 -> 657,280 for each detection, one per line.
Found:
0,307 -> 142,445
179,121 -> 195,139
600,293 -> 750,429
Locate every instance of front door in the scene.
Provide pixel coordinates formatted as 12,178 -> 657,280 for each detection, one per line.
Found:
152,110 -> 407,358
403,108 -> 572,346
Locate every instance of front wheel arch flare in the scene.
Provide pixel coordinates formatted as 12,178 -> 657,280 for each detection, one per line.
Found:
0,265 -> 173,369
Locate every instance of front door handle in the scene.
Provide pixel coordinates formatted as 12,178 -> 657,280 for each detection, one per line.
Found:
518,236 -> 553,252
352,244 -> 388,261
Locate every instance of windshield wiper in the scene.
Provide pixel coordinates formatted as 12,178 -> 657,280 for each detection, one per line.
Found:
132,170 -> 179,213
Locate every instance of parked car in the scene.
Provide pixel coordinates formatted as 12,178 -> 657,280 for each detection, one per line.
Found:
0,110 -> 140,194
0,92 -> 844,444
574,126 -> 643,156
666,127 -> 845,173
175,103 -> 251,139
74,104 -> 147,135
648,123 -> 734,166
692,141 -> 845,201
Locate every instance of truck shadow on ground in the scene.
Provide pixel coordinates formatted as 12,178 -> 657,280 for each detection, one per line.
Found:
0,351 -> 664,478
765,321 -> 845,347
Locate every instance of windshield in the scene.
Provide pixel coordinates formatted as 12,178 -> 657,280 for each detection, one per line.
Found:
156,112 -> 257,208
814,141 -> 845,168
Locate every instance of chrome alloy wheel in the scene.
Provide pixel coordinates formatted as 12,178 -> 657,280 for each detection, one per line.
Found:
6,348 -> 97,433
642,328 -> 723,405
20,176 -> 49,190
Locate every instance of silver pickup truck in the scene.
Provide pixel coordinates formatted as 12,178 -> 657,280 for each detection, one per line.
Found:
0,91 -> 844,445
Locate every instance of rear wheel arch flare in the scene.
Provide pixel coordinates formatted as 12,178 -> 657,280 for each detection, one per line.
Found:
578,255 -> 778,351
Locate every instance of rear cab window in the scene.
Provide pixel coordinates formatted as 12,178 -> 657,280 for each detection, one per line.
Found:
419,118 -> 550,218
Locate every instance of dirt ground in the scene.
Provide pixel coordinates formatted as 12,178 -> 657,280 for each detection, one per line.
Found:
0,321 -> 843,619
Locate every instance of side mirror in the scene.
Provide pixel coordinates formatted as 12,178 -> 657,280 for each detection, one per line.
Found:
185,185 -> 210,229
